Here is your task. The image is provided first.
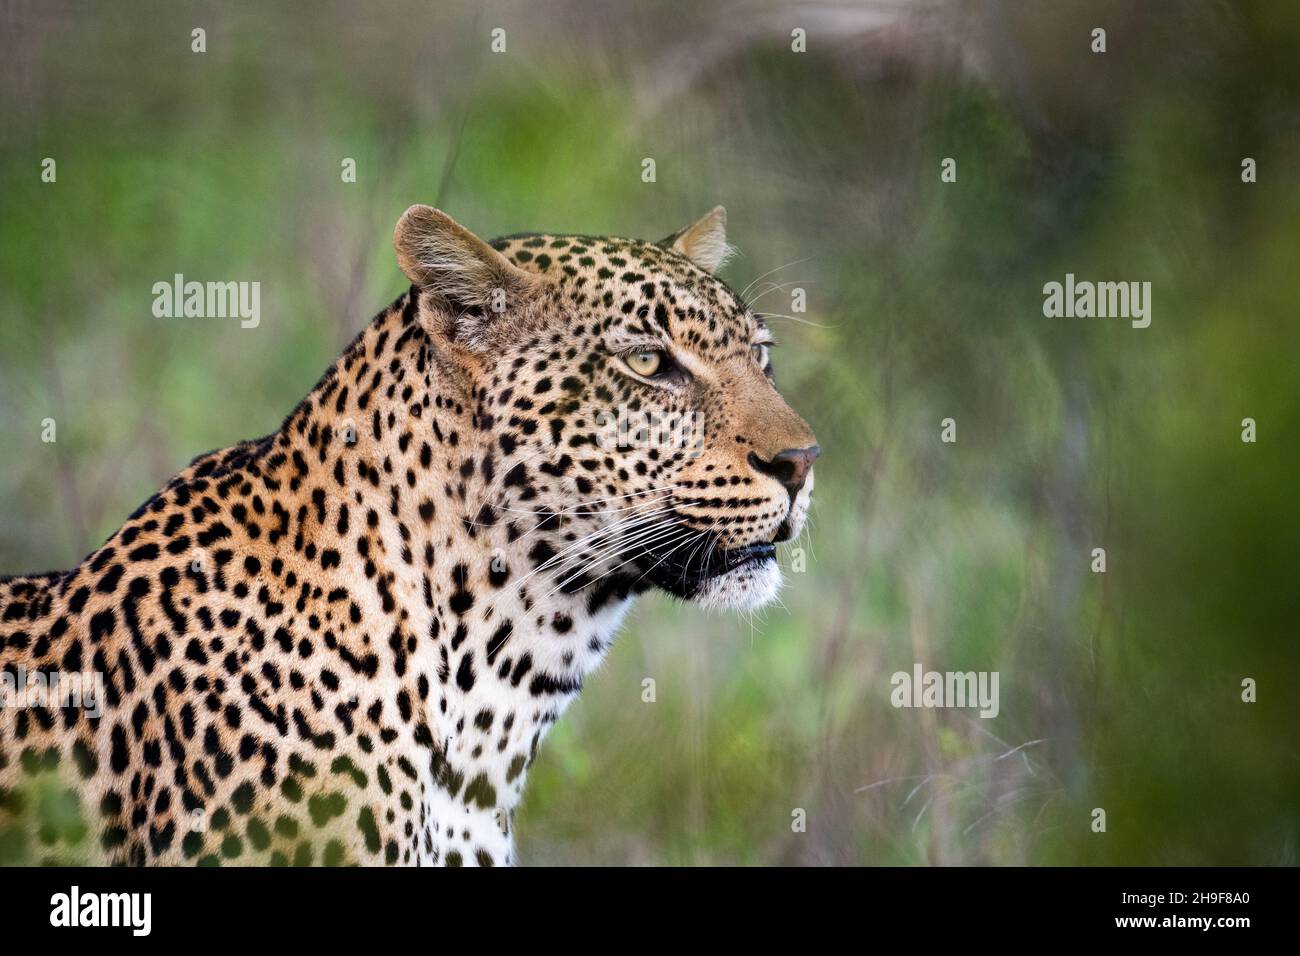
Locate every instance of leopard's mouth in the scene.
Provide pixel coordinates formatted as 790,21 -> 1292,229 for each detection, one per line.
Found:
634,531 -> 777,601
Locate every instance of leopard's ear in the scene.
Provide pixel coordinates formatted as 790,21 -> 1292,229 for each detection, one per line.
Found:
661,205 -> 730,273
394,205 -> 540,311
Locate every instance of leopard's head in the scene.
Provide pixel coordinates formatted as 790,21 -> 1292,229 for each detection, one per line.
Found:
395,205 -> 818,611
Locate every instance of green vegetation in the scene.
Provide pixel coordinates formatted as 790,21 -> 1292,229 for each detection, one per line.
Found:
1,2 -> 1296,865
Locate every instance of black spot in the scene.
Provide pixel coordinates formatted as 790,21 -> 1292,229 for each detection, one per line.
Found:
231,782 -> 255,814
486,622 -> 512,664
455,652 -> 476,691
89,609 -> 116,643
448,564 -> 474,615
110,724 -> 129,773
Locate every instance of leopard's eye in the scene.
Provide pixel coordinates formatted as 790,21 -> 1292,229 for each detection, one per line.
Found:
751,343 -> 771,367
624,350 -> 665,377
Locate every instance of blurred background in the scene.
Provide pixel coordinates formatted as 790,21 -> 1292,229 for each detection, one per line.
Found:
1,0 -> 1297,865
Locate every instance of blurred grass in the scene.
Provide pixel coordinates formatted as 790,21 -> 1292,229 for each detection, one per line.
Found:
1,0 -> 1297,865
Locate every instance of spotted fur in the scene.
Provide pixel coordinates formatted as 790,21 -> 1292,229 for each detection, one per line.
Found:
0,206 -> 818,865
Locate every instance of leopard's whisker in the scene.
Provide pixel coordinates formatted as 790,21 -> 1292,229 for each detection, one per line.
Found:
538,513 -> 687,586
754,312 -> 832,329
511,506 -> 676,589
521,507 -> 673,578
493,510 -> 681,657
550,526 -> 698,598
739,257 -> 812,302
745,279 -> 805,307
527,509 -> 676,582
563,529 -> 700,595
678,521 -> 718,585
625,529 -> 710,592
495,485 -> 677,518
493,487 -> 675,550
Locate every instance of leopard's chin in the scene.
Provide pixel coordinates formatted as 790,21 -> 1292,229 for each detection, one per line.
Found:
692,555 -> 782,612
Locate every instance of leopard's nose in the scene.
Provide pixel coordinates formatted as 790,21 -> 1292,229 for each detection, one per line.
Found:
748,444 -> 820,497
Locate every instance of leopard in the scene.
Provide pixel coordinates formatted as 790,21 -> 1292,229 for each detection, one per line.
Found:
0,204 -> 819,866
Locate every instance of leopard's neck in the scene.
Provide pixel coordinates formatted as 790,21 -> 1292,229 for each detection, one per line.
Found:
269,289 -> 637,863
